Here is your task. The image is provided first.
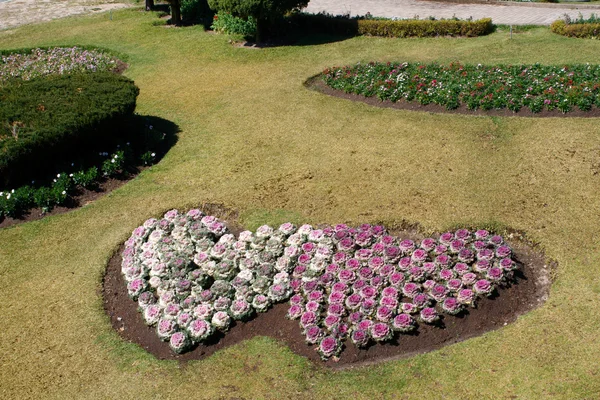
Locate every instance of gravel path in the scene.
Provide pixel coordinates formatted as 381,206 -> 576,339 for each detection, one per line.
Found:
305,0 -> 600,25
0,0 -> 134,31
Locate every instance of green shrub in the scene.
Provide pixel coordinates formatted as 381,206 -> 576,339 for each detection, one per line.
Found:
0,72 -> 139,188
287,13 -> 493,38
211,12 -> 257,37
72,166 -> 99,189
101,150 -> 126,177
357,18 -> 493,38
181,0 -> 212,21
551,19 -> 600,39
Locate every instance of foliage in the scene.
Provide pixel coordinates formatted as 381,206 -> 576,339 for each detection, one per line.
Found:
211,12 -> 257,37
181,0 -> 212,21
357,17 -> 493,38
207,0 -> 308,40
0,72 -> 139,188
0,117 -> 169,218
123,210 -> 517,359
287,13 -> 493,38
207,0 -> 308,20
322,61 -> 600,113
551,18 -> 600,39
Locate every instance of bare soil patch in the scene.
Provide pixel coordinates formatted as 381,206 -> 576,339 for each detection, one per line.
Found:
103,209 -> 552,369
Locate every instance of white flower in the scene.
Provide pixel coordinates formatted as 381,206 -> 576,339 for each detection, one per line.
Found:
111,159 -> 115,163
57,174 -> 61,178
69,173 -> 73,177
61,191 -> 66,195
151,153 -> 156,157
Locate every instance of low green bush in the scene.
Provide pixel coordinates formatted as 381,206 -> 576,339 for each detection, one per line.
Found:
211,12 -> 257,37
287,13 -> 493,38
0,72 -> 139,187
551,19 -> 600,39
181,0 -> 212,22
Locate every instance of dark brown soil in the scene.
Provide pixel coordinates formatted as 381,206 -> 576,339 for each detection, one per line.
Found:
103,215 -> 552,369
0,172 -> 142,230
306,76 -> 600,118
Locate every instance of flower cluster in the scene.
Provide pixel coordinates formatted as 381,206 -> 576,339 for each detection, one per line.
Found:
0,47 -> 118,82
322,61 -> 600,113
122,211 -> 298,353
283,225 -> 516,359
122,211 -> 518,358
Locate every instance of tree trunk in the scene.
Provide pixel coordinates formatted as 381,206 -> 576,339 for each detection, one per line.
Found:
145,0 -> 154,11
256,18 -> 269,43
170,0 -> 181,25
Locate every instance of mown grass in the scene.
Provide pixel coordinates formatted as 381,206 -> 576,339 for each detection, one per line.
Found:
1,9 -> 600,399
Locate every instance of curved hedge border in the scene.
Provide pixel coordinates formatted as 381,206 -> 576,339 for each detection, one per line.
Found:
122,209 -> 518,359
0,72 -> 139,187
288,14 -> 493,38
322,61 -> 600,113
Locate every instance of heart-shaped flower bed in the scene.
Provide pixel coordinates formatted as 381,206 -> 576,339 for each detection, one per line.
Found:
120,209 -> 521,361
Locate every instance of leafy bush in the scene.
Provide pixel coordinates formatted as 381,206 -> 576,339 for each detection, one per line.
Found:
72,167 -> 99,189
211,12 -> 257,37
357,17 -> 493,38
551,19 -> 600,39
181,0 -> 212,21
321,61 -> 600,113
208,0 -> 308,40
123,209 -> 518,359
0,72 -> 139,188
287,13 -> 493,38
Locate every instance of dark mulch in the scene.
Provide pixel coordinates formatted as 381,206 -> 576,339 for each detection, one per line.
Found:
306,76 -> 600,118
103,211 -> 552,369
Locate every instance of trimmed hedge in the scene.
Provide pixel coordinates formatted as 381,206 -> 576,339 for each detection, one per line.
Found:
0,72 -> 139,187
551,20 -> 600,39
288,14 -> 493,38
357,18 -> 493,38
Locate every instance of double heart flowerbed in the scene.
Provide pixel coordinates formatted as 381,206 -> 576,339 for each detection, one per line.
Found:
103,207 -> 550,366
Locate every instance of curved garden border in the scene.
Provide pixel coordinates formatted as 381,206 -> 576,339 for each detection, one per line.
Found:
103,205 -> 552,369
305,75 -> 600,118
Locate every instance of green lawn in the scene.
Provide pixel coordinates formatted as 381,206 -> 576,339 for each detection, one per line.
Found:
1,9 -> 600,399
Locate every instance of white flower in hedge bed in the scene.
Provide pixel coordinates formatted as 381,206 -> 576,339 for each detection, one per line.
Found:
122,209 -> 519,360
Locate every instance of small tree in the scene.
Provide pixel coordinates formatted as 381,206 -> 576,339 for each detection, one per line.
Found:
208,0 -> 309,42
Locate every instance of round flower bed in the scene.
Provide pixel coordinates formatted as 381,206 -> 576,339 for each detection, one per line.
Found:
321,61 -> 600,113
121,209 -> 519,360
